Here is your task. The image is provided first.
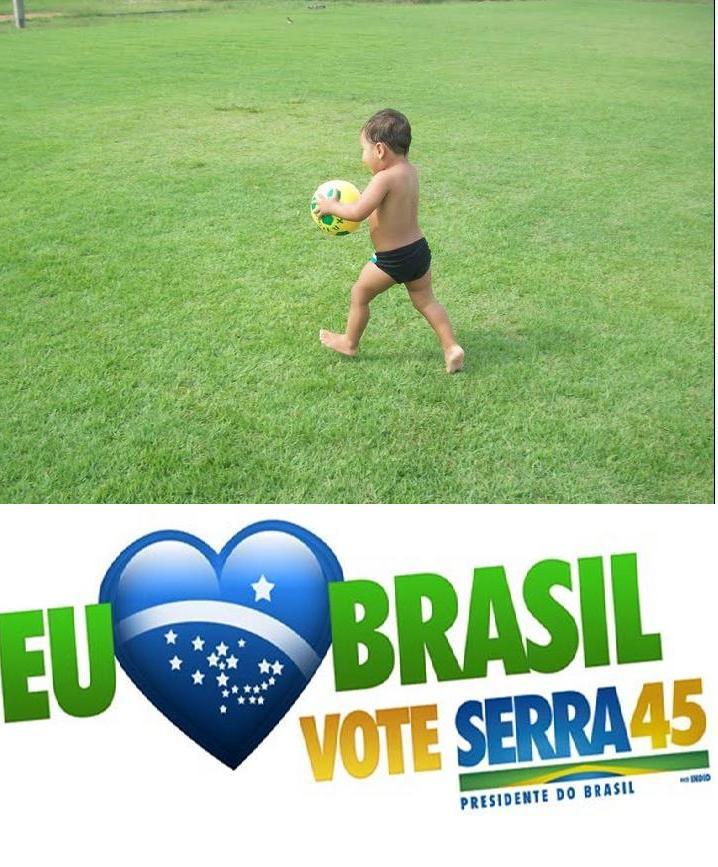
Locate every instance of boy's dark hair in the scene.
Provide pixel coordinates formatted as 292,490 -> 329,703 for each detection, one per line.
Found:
362,108 -> 411,155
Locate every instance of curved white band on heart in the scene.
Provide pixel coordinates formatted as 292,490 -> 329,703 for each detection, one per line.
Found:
116,600 -> 322,679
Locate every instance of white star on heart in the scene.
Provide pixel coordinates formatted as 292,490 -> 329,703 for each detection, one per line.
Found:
251,575 -> 275,602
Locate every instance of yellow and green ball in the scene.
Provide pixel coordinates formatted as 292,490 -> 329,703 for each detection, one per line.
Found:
310,179 -> 361,236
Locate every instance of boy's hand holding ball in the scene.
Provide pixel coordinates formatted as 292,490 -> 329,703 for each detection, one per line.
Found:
310,180 -> 361,236
314,189 -> 339,216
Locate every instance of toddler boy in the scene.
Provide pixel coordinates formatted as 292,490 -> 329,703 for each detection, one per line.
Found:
315,108 -> 464,373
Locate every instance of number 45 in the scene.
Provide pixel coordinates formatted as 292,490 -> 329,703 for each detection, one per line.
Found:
630,678 -> 706,749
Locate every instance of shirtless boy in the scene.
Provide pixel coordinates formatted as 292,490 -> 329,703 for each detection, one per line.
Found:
315,108 -> 464,373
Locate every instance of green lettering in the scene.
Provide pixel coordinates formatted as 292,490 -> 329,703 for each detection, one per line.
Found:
578,556 -> 611,667
0,609 -> 50,722
524,559 -> 578,673
47,604 -> 116,717
395,573 -> 463,685
463,567 -> 529,677
611,553 -> 662,663
329,581 -> 394,691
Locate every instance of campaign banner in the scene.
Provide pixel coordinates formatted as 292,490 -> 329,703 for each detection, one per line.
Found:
0,505 -> 714,865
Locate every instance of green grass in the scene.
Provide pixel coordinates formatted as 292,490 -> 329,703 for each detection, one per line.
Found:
0,0 -> 713,502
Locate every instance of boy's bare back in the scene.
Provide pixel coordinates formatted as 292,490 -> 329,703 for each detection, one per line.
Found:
368,162 -> 423,252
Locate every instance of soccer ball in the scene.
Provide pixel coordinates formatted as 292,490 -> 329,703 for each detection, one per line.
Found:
310,179 -> 361,236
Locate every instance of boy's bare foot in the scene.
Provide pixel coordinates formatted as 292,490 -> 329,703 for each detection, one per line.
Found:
445,344 -> 465,373
320,329 -> 357,358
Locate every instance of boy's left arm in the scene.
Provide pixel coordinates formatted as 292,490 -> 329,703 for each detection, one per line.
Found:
315,173 -> 389,222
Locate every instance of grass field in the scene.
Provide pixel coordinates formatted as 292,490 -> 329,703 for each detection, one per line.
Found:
0,0 -> 713,503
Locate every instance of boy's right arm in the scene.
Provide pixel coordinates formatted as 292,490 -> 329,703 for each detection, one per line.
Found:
315,172 -> 390,222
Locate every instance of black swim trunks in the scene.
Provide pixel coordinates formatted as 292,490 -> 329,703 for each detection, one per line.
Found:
370,237 -> 432,284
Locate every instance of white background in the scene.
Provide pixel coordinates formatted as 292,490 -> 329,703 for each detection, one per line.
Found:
0,505 -> 715,865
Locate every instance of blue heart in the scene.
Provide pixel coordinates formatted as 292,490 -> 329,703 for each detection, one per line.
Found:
99,520 -> 343,769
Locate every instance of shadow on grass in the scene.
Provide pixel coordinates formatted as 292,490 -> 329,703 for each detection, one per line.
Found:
355,325 -> 580,373
461,326 -> 580,366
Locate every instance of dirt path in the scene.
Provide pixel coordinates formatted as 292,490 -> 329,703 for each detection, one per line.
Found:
0,12 -> 64,21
